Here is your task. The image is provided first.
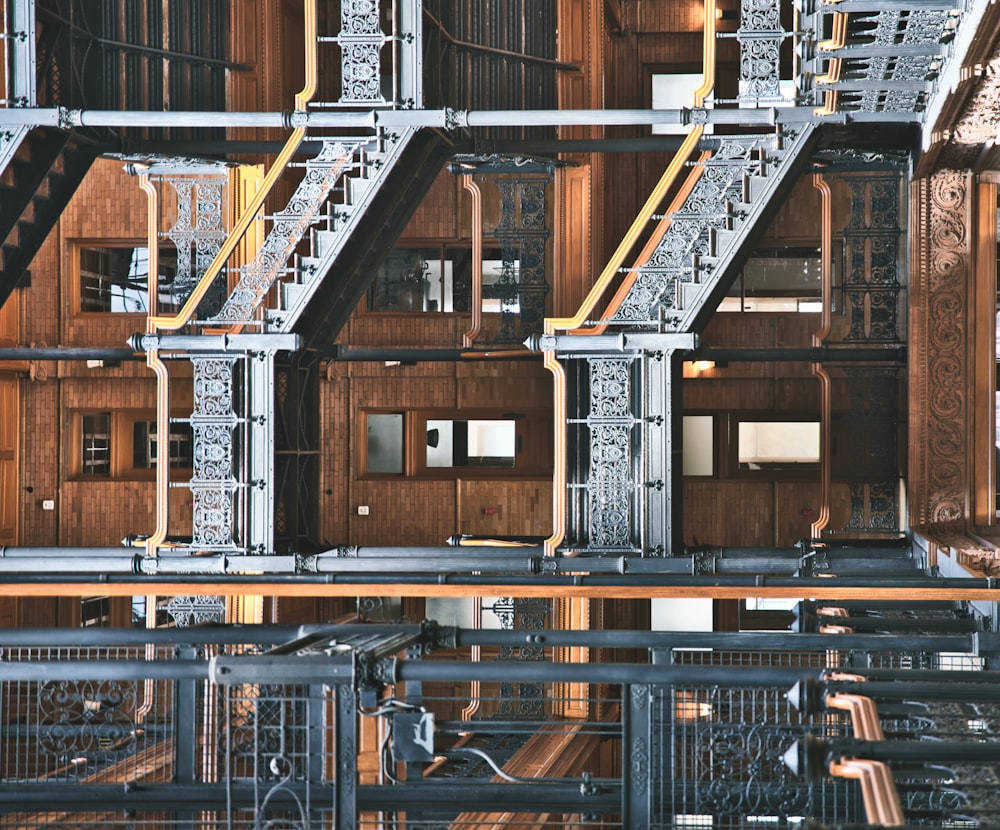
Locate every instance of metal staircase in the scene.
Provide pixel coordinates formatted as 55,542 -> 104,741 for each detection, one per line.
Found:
0,128 -> 99,296
127,0 -> 424,559
545,0 -> 980,558
610,127 -> 819,333
208,129 -> 418,331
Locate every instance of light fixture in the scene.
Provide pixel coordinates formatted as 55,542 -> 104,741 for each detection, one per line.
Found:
691,360 -> 716,372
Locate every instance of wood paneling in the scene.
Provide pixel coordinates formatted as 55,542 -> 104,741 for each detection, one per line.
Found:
0,372 -> 17,547
555,165 -> 593,317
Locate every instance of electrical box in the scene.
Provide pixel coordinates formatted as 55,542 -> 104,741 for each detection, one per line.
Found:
357,505 -> 370,516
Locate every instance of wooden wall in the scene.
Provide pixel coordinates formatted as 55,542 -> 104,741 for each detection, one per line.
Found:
318,358 -> 554,548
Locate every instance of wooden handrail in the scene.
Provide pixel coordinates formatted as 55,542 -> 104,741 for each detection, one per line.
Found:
146,0 -> 318,333
543,127 -> 705,338
576,151 -> 712,336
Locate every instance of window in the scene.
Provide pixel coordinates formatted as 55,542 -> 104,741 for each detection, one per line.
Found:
366,245 -> 519,314
76,243 -> 178,314
81,413 -> 112,476
367,246 -> 473,312
361,409 -> 551,477
132,420 -> 194,470
719,248 -> 823,313
681,413 -> 821,478
682,415 -> 715,476
72,411 -> 193,479
737,420 -> 820,470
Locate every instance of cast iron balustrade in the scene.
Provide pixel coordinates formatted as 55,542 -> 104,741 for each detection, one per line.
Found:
3,617 -> 1000,827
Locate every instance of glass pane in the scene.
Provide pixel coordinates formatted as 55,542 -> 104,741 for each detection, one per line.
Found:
367,414 -> 404,474
481,255 -> 521,313
367,247 -> 472,313
82,413 -> 111,476
682,415 -> 714,476
133,421 -> 193,469
425,419 -> 516,468
79,246 -> 177,313
738,421 -> 820,466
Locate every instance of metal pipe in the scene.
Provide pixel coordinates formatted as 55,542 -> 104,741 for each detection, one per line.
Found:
0,347 -> 140,361
394,660 -> 808,686
0,106 -> 782,131
454,629 -> 974,653
0,659 -> 210,681
0,624 -> 324,646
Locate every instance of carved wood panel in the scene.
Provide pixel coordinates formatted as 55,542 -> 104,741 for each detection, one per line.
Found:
909,170 -> 971,528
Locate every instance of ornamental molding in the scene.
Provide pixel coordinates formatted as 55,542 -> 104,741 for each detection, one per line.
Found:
909,170 -> 970,528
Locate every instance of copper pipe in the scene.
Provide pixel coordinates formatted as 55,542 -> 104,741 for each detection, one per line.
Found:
820,624 -> 856,634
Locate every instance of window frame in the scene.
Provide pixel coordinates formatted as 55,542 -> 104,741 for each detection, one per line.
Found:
726,413 -> 821,479
69,409 -> 193,481
359,408 -> 552,479
71,240 -> 178,317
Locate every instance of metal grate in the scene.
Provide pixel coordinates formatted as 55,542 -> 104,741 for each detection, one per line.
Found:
0,646 -> 177,784
650,684 -> 860,826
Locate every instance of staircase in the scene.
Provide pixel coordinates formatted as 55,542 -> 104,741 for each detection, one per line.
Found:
0,128 -> 99,304
552,0 -> 978,557
609,127 -> 818,332
133,0 -> 426,557
207,129 -> 418,332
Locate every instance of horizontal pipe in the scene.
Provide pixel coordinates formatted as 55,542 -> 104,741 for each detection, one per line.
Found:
395,660 -> 808,686
0,659 -> 210,681
327,346 -> 537,362
0,570 -> 995,592
456,629 -> 974,654
0,347 -> 140,361
0,106 -> 789,131
0,781 -> 621,813
0,624 -> 325,646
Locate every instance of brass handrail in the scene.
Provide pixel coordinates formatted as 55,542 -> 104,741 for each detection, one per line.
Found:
542,127 -> 705,338
461,175 -> 483,348
146,0 -> 318,333
829,758 -> 904,826
826,692 -> 885,740
575,151 -> 712,336
811,173 -> 832,538
540,0 -> 717,556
